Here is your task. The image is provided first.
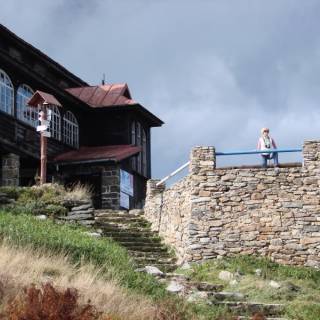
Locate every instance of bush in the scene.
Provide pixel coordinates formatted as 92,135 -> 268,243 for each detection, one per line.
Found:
0,283 -> 112,320
63,183 -> 92,202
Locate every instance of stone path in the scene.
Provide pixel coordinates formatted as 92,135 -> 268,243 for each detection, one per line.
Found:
94,209 -> 286,319
94,209 -> 177,271
153,271 -> 286,319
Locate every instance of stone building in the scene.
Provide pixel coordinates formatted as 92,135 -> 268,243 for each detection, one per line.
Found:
0,24 -> 163,209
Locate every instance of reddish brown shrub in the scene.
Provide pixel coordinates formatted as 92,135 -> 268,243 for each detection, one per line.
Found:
251,313 -> 266,320
0,280 -> 4,302
0,282 -> 113,320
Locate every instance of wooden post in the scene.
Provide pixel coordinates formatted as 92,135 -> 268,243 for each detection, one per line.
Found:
40,105 -> 48,185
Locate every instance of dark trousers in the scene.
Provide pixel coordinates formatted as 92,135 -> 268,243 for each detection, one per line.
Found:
261,152 -> 279,168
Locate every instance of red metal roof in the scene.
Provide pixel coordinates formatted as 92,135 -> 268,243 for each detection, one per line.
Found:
54,145 -> 141,163
66,84 -> 136,108
28,90 -> 62,107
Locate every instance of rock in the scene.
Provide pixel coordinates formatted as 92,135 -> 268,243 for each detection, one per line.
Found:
166,281 -> 185,293
71,203 -> 92,211
68,209 -> 94,216
209,291 -> 245,301
284,282 -> 300,292
180,262 -> 192,270
145,266 -> 164,276
78,220 -> 95,226
229,279 -> 239,286
218,270 -> 234,282
129,209 -> 144,215
35,215 -> 47,220
269,280 -> 281,289
187,291 -> 209,302
64,213 -> 93,220
84,232 -> 101,238
194,282 -> 224,292
255,268 -> 262,277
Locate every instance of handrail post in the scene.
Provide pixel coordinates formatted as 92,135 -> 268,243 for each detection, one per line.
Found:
190,146 -> 216,175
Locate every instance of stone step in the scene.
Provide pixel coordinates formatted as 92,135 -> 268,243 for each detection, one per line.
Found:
116,241 -> 165,248
95,216 -> 148,223
133,256 -> 176,264
212,302 -> 284,317
128,250 -> 173,258
121,244 -> 168,252
101,227 -> 157,234
191,282 -> 224,292
238,318 -> 287,320
106,236 -> 162,243
96,221 -> 150,229
95,213 -> 143,219
208,291 -> 246,301
134,263 -> 177,272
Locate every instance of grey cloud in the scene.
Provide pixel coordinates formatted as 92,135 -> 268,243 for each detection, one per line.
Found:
1,0 -> 320,180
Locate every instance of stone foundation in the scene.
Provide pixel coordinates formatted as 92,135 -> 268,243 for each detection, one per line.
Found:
101,165 -> 120,209
1,153 -> 20,186
145,140 -> 320,267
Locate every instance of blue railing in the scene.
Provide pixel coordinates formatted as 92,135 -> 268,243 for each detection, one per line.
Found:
156,148 -> 302,186
216,148 -> 302,156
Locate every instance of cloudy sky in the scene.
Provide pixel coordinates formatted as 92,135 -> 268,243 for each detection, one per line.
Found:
1,1 -> 320,180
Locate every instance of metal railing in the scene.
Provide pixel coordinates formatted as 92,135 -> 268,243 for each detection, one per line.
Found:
156,148 -> 302,186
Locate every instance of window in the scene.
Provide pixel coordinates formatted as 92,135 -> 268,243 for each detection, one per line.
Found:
136,122 -> 142,173
17,84 -> 37,127
131,122 -> 136,170
49,105 -> 61,140
0,69 -> 14,115
63,111 -> 79,148
131,121 -> 148,176
142,128 -> 147,176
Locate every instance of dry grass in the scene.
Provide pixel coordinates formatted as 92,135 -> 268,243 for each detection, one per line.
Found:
0,241 -> 156,320
64,182 -> 93,202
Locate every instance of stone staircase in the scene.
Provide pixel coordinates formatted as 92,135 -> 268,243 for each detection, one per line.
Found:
160,273 -> 286,319
94,209 -> 177,271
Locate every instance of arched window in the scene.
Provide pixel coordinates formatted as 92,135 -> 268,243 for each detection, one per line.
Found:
63,111 -> 79,148
0,69 -> 14,115
17,84 -> 37,127
49,105 -> 61,140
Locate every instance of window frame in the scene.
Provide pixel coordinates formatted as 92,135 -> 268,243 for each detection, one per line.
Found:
17,84 -> 37,127
0,69 -> 14,115
63,111 -> 79,148
49,105 -> 61,141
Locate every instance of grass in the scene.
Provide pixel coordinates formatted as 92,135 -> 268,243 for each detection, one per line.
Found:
176,255 -> 320,320
0,211 -> 165,298
0,183 -> 92,217
0,210 -> 242,319
0,242 -> 154,320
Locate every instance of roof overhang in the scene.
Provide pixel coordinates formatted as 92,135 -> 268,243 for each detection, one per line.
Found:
28,90 -> 62,108
54,145 -> 141,165
93,103 -> 164,127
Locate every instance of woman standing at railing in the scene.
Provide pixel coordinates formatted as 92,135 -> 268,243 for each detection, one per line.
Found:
257,128 -> 279,168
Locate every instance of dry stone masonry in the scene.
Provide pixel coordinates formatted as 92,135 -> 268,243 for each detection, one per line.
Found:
2,153 -> 20,186
145,140 -> 320,267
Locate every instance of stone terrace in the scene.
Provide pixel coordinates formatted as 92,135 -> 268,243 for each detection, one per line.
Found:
144,140 -> 320,267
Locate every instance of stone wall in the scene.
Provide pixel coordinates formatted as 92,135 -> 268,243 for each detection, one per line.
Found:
145,140 -> 320,267
1,153 -> 20,186
101,165 -> 120,209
